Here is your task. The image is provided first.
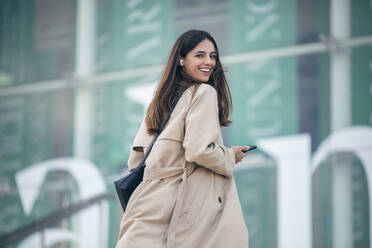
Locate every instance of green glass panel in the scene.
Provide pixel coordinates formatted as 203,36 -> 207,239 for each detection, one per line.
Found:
234,163 -> 277,248
351,0 -> 372,126
0,0 -> 75,85
229,0 -> 298,145
0,92 -> 52,239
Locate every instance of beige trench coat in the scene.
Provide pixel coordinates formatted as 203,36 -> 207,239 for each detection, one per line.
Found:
116,84 -> 248,248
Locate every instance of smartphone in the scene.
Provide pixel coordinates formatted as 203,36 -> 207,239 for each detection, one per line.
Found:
242,145 -> 257,153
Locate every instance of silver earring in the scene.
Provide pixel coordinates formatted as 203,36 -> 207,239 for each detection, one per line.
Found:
180,59 -> 183,66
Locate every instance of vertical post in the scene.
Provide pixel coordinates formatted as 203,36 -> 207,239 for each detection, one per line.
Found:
330,0 -> 351,130
99,200 -> 104,248
40,229 -> 45,248
331,160 -> 353,248
74,1 -> 96,247
74,0 -> 95,159
330,0 -> 353,247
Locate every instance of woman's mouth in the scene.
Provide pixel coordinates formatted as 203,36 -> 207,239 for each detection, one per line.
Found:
200,68 -> 211,75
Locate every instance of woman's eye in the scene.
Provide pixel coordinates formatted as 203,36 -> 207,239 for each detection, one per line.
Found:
211,55 -> 217,59
196,54 -> 203,58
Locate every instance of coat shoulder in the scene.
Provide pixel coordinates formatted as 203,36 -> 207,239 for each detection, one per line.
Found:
195,83 -> 217,98
186,83 -> 217,109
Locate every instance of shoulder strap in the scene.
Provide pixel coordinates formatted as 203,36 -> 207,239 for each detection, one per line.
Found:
138,87 -> 186,167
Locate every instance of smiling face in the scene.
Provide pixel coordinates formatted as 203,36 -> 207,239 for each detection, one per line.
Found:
182,39 -> 217,82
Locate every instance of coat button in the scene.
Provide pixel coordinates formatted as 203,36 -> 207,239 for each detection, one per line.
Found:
218,197 -> 222,203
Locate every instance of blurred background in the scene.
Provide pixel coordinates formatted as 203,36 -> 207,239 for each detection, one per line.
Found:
0,0 -> 371,247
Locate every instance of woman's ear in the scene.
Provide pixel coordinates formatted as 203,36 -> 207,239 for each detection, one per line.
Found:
179,58 -> 184,66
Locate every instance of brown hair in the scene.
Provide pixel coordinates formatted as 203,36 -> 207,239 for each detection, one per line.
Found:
145,30 -> 232,134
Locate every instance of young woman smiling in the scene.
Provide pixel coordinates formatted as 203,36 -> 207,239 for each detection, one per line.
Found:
115,30 -> 249,248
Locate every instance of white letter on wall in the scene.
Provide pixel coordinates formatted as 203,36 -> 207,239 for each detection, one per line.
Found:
15,158 -> 108,248
312,126 -> 372,248
258,134 -> 311,248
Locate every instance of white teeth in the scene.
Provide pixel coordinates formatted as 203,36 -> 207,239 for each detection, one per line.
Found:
200,68 -> 210,72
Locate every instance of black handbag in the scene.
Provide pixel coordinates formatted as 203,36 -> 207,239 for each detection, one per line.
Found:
114,87 -> 186,212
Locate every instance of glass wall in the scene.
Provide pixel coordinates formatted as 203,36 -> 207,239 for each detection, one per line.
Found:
0,0 -> 371,247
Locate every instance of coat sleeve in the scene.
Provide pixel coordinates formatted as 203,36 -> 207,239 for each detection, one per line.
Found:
127,120 -> 147,172
182,84 -> 235,178
127,147 -> 144,172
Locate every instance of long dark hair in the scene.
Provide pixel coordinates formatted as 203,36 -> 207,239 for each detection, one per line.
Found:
145,29 -> 232,134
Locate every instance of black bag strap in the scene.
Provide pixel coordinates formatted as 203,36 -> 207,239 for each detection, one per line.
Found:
138,87 -> 186,167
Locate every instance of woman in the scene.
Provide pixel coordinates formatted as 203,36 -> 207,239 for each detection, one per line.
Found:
116,30 -> 249,248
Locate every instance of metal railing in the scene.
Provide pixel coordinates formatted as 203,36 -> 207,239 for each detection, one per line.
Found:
1,35 -> 371,97
0,193 -> 116,247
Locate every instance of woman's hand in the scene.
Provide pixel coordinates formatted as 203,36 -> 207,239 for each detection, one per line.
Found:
231,146 -> 251,164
